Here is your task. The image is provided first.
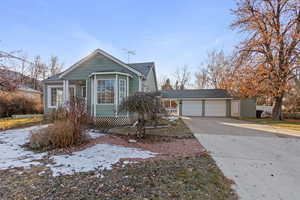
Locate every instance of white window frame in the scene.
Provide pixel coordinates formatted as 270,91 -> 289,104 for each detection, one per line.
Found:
96,79 -> 116,105
118,79 -> 126,104
47,85 -> 75,108
81,85 -> 87,98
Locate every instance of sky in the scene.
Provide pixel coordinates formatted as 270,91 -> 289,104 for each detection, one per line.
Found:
0,0 -> 242,83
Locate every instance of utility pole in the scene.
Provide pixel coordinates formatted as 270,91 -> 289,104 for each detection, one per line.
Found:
122,48 -> 136,63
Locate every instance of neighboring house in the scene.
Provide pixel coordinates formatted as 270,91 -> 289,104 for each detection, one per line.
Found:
43,49 -> 158,125
0,69 -> 43,109
160,89 -> 256,118
16,87 -> 43,103
0,69 -> 42,92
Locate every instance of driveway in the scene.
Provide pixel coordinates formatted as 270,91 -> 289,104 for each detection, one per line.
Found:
183,117 -> 300,200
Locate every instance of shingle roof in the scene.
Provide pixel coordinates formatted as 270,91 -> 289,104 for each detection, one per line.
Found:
160,89 -> 232,99
42,72 -> 64,82
127,62 -> 154,77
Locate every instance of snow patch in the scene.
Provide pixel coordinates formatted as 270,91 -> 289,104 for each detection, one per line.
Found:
0,126 -> 155,176
0,125 -> 48,170
48,143 -> 154,176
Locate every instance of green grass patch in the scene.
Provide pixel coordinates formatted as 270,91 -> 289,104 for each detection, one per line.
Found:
244,118 -> 300,131
0,117 -> 44,131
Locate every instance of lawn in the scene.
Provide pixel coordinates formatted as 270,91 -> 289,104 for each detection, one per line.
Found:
0,116 -> 44,131
0,155 -> 237,200
0,121 -> 237,200
244,118 -> 300,131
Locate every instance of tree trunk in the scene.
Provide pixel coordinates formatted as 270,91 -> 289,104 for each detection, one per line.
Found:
272,96 -> 283,120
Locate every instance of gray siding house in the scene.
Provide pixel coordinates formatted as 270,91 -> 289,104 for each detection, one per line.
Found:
43,49 -> 158,125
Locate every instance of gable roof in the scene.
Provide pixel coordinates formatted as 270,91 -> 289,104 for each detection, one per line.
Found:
42,72 -> 63,82
160,89 -> 232,99
127,62 -> 154,77
58,49 -> 143,79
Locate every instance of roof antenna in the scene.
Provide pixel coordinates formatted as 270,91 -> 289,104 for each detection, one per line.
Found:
122,48 -> 136,63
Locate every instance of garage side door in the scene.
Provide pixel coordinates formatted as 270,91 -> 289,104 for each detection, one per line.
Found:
182,101 -> 202,116
205,100 -> 226,117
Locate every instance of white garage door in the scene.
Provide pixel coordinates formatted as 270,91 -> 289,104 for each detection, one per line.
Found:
182,101 -> 202,116
205,100 -> 226,117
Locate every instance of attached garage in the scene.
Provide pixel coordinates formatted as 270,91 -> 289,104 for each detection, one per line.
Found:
182,101 -> 202,116
161,89 -> 232,117
205,100 -> 226,117
160,89 -> 256,118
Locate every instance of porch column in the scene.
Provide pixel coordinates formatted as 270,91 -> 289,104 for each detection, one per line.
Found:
63,80 -> 69,104
115,74 -> 119,117
126,76 -> 129,117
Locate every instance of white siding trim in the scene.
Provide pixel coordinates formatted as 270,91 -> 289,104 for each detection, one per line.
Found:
138,76 -> 142,92
89,72 -> 133,78
115,74 -> 118,117
93,75 -> 97,117
126,76 -> 129,117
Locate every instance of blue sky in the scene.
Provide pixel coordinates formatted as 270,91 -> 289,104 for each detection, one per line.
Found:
0,0 -> 241,81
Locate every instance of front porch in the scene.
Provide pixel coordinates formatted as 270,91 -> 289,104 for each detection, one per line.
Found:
46,71 -> 134,126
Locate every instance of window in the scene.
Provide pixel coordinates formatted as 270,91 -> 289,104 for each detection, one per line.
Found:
97,79 -> 115,104
82,86 -> 86,98
297,69 -> 300,79
48,86 -> 75,108
69,87 -> 75,100
119,79 -> 126,104
50,87 -> 63,107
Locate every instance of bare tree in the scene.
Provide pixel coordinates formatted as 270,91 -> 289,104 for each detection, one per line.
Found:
195,50 -> 230,89
29,56 -> 46,90
231,0 -> 300,120
173,66 -> 191,90
49,56 -> 63,76
161,78 -> 173,90
195,67 -> 209,89
0,50 -> 31,91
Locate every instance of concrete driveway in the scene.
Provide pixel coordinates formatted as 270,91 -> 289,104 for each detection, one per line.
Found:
183,117 -> 300,200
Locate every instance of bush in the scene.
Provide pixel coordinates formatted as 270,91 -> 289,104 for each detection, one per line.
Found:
119,92 -> 164,138
29,97 -> 90,150
0,92 -> 42,117
29,120 -> 89,150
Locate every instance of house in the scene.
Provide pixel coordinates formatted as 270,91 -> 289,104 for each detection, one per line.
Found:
43,49 -> 158,126
43,48 -> 255,126
160,89 -> 256,118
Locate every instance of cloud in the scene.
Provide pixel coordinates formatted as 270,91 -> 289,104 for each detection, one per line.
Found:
70,29 -> 122,59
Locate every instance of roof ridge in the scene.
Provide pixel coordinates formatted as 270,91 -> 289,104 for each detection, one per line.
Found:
127,62 -> 154,64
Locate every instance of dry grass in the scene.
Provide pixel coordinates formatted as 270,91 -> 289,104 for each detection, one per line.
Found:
29,120 -> 89,151
0,155 -> 238,200
0,117 -> 43,131
244,118 -> 300,131
110,118 -> 193,138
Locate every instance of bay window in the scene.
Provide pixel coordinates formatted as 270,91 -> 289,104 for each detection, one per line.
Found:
119,79 -> 126,104
97,79 -> 115,104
